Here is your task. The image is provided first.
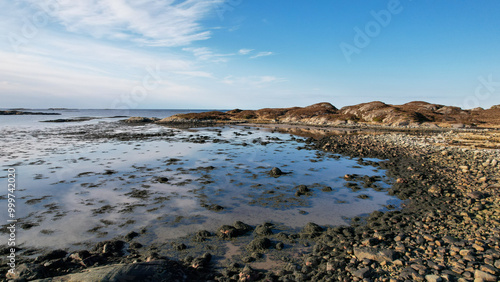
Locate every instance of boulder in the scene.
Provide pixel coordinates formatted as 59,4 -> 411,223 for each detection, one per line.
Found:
269,167 -> 283,177
353,247 -> 397,263
32,260 -> 186,281
247,238 -> 272,252
7,263 -> 47,280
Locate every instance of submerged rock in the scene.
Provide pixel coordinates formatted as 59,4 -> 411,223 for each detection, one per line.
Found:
124,231 -> 139,241
194,230 -> 212,242
156,177 -> 169,183
254,224 -> 273,236
269,167 -> 284,177
246,238 -> 272,252
295,185 -> 312,196
233,221 -> 253,235
218,221 -> 253,239
217,225 -> 238,239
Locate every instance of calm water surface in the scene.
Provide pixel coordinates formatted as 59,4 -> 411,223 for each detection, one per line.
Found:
0,111 -> 400,250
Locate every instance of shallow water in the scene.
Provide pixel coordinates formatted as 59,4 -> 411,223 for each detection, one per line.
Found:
0,122 -> 399,250
0,108 -> 212,129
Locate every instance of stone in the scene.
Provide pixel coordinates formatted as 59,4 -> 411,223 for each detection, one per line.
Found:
269,167 -> 283,177
97,240 -> 125,256
174,243 -> 187,251
467,191 -> 484,199
473,244 -> 485,252
302,222 -> 323,235
35,249 -> 68,262
233,221 -> 253,235
423,234 -> 435,241
191,253 -> 212,269
276,242 -> 284,250
255,224 -> 273,236
6,263 -> 47,280
411,263 -> 428,272
425,274 -> 443,282
353,247 -> 397,263
125,117 -> 155,123
443,236 -> 459,244
295,185 -> 311,196
69,250 -> 92,264
352,267 -> 371,279
428,185 -> 442,194
321,186 -> 333,192
156,177 -> 169,183
479,264 -> 498,275
217,225 -> 238,239
246,238 -> 271,252
362,238 -> 379,246
124,231 -> 139,241
459,249 -> 473,257
474,269 -> 497,281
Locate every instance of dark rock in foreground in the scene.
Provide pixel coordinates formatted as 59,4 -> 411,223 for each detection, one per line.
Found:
30,260 -> 189,282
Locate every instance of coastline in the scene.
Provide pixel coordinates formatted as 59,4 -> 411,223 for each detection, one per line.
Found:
2,119 -> 498,281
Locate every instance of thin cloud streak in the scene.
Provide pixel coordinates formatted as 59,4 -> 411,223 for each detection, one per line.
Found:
238,48 -> 253,55
23,0 -> 224,47
250,51 -> 273,59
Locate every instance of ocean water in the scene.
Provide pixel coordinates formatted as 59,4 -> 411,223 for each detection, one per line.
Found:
0,110 -> 400,250
0,108 -> 216,129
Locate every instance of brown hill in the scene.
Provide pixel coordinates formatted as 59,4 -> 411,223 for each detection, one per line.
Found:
155,101 -> 500,128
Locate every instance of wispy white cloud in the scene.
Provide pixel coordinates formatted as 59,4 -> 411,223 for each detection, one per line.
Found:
238,48 -> 253,55
221,75 -> 285,87
0,1 -> 289,109
250,51 -> 274,59
182,47 -> 233,62
173,71 -> 214,79
22,0 -> 224,47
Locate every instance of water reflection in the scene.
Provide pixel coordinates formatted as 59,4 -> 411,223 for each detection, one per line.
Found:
1,124 -> 400,250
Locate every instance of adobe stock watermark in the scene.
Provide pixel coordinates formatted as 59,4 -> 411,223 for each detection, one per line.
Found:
339,0 -> 404,63
213,0 -> 243,21
56,64 -> 162,182
8,0 -> 60,53
110,64 -> 162,112
463,74 -> 500,109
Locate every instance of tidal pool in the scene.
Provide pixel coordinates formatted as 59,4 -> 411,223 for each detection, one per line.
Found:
0,122 -> 400,250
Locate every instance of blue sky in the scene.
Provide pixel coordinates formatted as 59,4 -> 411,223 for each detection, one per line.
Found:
1,0 -> 499,109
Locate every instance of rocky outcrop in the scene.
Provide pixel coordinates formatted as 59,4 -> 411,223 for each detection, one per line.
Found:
31,260 -> 187,282
124,117 -> 159,123
122,101 -> 500,128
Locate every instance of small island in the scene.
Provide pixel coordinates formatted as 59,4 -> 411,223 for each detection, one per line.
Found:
0,110 -> 61,116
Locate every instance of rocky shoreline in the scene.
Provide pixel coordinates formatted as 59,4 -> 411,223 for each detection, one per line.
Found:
3,124 -> 500,281
147,101 -> 500,129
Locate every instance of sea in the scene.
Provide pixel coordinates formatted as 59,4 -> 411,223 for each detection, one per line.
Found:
0,108 -> 215,129
0,108 -> 400,252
